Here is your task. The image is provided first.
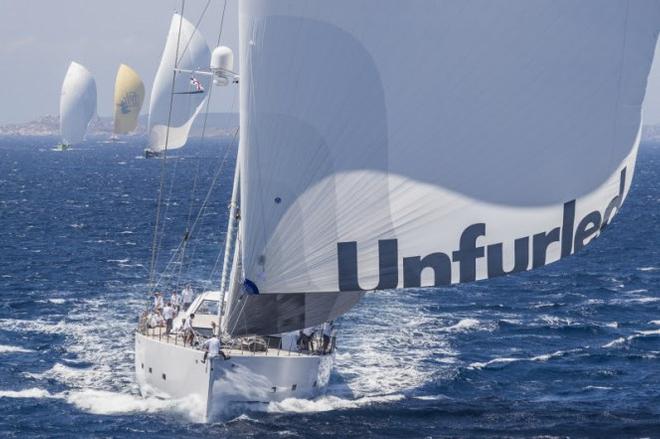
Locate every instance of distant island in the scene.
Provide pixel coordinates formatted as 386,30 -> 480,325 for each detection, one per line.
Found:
3,114 -> 660,143
0,113 -> 239,138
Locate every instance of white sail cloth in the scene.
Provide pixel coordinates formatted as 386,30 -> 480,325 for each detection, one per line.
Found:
229,1 -> 660,334
59,62 -> 96,145
113,64 -> 145,135
147,13 -> 211,152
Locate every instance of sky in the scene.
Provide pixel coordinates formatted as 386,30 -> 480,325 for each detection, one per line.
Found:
2,0 -> 660,125
0,0 -> 239,124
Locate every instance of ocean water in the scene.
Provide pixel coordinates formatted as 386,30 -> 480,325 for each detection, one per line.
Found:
0,135 -> 659,438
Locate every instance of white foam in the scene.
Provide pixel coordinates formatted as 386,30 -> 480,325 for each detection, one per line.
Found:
0,388 -> 53,399
66,389 -> 206,421
0,344 -> 33,353
603,337 -> 627,348
602,329 -> 660,348
266,394 -> 405,414
48,298 -> 66,304
584,386 -> 612,391
334,291 -> 457,398
624,289 -> 649,294
637,266 -> 658,272
539,315 -> 573,327
440,318 -> 483,333
470,348 -> 579,369
413,394 -> 450,401
530,350 -> 565,362
26,363 -> 93,385
469,357 -> 522,369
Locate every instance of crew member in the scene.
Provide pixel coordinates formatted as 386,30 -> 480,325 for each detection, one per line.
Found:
162,302 -> 175,335
201,333 -> 229,363
183,313 -> 196,346
181,284 -> 194,311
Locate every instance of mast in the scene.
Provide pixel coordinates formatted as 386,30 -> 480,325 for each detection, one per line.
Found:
218,162 -> 240,330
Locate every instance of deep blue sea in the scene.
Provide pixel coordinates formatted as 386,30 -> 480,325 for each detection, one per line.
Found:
0,135 -> 658,438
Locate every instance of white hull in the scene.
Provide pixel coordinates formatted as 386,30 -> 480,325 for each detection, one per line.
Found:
134,332 -> 332,419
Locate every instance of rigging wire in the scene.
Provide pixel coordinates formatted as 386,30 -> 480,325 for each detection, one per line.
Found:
176,0 -> 231,286
148,1 -> 186,293
176,0 -> 212,67
148,0 -> 224,293
153,126 -> 239,292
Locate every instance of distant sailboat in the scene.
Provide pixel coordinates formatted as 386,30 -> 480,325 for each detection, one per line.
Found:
145,14 -> 211,158
112,64 -> 145,140
58,61 -> 96,150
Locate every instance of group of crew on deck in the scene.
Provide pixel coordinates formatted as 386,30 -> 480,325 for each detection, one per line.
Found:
142,284 -> 337,359
144,284 -> 198,342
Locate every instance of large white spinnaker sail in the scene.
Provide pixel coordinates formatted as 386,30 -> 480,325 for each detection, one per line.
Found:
59,61 -> 97,145
223,0 -> 660,335
113,64 -> 145,135
147,13 -> 211,153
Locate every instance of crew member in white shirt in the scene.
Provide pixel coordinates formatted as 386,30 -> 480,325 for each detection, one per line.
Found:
153,292 -> 164,311
170,291 -> 181,313
148,312 -> 164,329
162,302 -> 175,335
183,313 -> 196,346
201,334 -> 228,363
181,285 -> 194,311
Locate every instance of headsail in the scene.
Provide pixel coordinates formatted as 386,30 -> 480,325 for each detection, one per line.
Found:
59,61 -> 96,145
147,13 -> 211,153
224,0 -> 660,335
113,64 -> 145,135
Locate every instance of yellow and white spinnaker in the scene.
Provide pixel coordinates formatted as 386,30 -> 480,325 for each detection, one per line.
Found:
113,64 -> 144,135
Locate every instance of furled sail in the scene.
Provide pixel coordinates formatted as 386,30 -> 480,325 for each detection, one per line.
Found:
113,64 -> 145,135
224,0 -> 660,335
147,13 -> 211,152
59,61 -> 97,145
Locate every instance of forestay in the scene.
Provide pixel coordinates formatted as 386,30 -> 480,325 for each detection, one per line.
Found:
226,0 -> 660,335
59,62 -> 97,145
113,64 -> 145,135
147,13 -> 211,152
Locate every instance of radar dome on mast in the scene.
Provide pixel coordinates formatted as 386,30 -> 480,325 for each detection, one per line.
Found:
210,46 -> 236,86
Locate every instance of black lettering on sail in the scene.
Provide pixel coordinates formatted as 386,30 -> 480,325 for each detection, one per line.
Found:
403,253 -> 452,287
337,240 -> 398,291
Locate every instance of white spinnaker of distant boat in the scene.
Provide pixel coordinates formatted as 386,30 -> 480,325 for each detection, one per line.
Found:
147,13 -> 211,153
113,64 -> 145,135
221,0 -> 660,336
59,62 -> 96,145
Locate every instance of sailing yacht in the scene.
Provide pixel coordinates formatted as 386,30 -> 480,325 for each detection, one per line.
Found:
58,62 -> 96,150
110,64 -> 145,142
135,1 -> 660,420
144,14 -> 211,158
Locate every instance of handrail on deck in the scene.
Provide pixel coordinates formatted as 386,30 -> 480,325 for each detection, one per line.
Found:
138,314 -> 336,357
